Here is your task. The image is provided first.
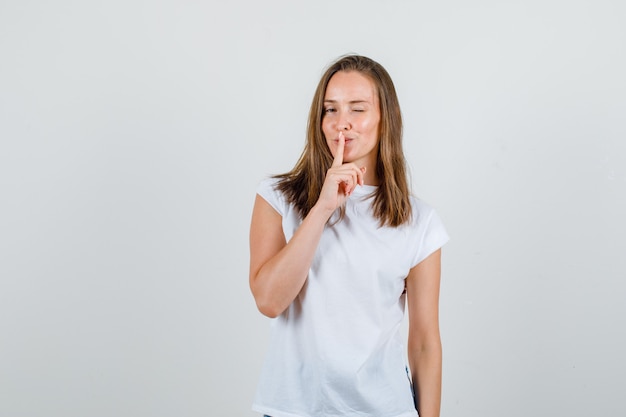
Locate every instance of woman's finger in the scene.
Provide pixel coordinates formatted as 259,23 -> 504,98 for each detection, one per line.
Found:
331,131 -> 345,168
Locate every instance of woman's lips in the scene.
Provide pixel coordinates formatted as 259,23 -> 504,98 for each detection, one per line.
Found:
336,137 -> 354,143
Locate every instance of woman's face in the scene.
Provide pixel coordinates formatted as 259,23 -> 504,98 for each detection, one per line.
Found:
322,71 -> 381,171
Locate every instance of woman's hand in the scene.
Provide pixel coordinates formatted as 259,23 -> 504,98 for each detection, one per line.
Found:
316,131 -> 366,214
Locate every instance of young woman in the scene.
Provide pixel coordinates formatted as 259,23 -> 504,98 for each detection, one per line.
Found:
249,55 -> 449,417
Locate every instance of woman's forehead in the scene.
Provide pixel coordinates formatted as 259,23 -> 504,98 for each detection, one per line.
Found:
324,71 -> 378,102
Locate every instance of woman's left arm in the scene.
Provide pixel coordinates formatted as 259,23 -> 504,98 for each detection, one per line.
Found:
406,248 -> 443,417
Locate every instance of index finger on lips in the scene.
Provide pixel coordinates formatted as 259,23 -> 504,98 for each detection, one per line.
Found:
332,131 -> 345,168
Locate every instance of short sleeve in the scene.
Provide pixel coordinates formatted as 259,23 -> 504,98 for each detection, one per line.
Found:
410,204 -> 449,267
256,177 -> 287,217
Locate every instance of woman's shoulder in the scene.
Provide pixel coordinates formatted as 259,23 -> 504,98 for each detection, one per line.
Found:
408,195 -> 445,229
256,176 -> 288,215
406,195 -> 449,265
409,195 -> 436,215
257,176 -> 280,191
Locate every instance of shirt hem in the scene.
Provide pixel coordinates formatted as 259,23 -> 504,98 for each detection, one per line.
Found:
252,403 -> 418,417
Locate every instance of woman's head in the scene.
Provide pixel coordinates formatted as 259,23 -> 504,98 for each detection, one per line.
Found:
307,55 -> 403,183
321,70 -> 381,178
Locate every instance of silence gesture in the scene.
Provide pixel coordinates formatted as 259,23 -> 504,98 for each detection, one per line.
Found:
316,131 -> 366,215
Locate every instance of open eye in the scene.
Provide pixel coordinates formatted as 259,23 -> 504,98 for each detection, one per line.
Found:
324,107 -> 336,114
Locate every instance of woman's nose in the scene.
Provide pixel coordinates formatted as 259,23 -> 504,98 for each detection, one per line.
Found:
337,113 -> 351,131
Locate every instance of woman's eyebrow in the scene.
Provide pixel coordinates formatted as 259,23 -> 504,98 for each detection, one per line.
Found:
323,99 -> 370,104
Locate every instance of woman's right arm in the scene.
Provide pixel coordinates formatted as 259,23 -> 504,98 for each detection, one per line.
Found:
249,196 -> 332,318
249,133 -> 363,318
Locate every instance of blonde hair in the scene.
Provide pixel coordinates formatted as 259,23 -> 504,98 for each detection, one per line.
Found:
275,54 -> 411,227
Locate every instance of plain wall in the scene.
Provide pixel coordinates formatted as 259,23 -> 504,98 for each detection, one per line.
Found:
1,1 -> 625,416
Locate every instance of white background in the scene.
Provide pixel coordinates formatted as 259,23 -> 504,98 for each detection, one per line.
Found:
1,1 -> 625,416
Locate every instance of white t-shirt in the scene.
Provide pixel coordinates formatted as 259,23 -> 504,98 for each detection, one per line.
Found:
253,177 -> 449,417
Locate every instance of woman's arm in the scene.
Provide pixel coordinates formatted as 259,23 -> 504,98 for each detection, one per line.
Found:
249,133 -> 364,318
406,248 -> 443,417
249,195 -> 331,318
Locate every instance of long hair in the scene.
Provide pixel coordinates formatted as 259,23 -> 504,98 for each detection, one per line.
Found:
275,54 -> 412,227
